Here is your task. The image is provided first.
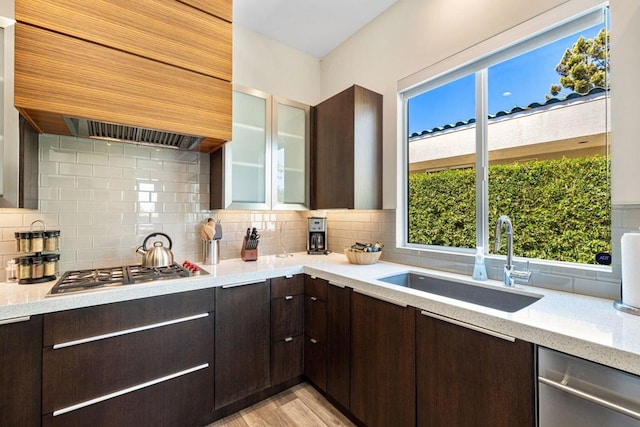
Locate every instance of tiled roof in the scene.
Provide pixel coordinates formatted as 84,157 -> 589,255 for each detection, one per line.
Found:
408,87 -> 606,140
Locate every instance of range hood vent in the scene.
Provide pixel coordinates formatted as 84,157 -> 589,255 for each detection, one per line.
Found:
63,116 -> 204,150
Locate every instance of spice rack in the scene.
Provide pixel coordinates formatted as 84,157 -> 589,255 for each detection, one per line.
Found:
14,220 -> 60,284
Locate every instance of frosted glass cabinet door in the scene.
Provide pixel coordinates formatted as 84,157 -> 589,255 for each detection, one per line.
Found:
272,98 -> 310,209
229,89 -> 271,208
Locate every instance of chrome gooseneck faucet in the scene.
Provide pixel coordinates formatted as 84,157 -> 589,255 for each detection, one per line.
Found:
494,215 -> 531,286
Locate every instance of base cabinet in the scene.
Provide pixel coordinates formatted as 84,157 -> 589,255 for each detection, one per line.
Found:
42,290 -> 215,427
416,310 -> 535,427
0,315 -> 42,427
271,275 -> 304,385
350,291 -> 416,427
215,280 -> 271,409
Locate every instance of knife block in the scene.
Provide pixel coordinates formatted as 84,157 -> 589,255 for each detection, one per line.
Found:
241,236 -> 258,261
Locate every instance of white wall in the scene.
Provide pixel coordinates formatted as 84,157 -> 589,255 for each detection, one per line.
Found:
233,25 -> 322,106
320,0 -> 637,207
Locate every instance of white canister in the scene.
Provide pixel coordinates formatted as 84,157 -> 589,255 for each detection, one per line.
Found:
203,240 -> 220,265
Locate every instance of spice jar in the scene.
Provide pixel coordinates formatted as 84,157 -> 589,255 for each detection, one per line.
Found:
6,259 -> 17,282
31,256 -> 44,280
18,257 -> 33,280
31,231 -> 44,253
44,254 -> 59,277
44,230 -> 60,251
18,232 -> 32,253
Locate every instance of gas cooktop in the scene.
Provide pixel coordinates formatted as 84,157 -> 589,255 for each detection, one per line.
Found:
47,263 -> 205,296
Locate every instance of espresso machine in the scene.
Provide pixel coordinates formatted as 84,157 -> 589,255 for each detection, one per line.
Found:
307,217 -> 328,254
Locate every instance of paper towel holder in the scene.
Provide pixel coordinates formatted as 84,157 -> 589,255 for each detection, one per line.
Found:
614,299 -> 640,316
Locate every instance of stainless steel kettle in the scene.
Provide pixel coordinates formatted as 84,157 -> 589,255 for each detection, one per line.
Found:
136,232 -> 174,267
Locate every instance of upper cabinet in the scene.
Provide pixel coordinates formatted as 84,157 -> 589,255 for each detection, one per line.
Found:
312,84 -> 382,209
13,0 -> 232,153
211,87 -> 310,210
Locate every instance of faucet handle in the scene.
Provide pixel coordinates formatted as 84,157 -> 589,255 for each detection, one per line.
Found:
511,260 -> 532,284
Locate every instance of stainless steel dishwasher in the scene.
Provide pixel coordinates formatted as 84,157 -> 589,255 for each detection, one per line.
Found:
538,346 -> 640,426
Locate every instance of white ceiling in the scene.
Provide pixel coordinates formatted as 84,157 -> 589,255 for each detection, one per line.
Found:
233,0 -> 399,59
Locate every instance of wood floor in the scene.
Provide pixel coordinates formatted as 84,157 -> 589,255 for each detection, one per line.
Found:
207,382 -> 355,427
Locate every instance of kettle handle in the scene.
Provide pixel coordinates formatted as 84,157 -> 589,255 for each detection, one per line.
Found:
142,232 -> 173,250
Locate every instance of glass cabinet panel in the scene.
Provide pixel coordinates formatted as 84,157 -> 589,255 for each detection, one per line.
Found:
228,89 -> 271,208
224,87 -> 309,210
272,98 -> 309,209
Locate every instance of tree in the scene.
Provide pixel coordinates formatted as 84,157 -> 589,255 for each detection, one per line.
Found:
549,28 -> 609,97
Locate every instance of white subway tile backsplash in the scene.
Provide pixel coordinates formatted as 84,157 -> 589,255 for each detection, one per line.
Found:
94,165 -> 124,179
123,144 -> 151,158
60,189 -> 93,201
78,152 -> 108,166
59,162 -> 94,178
42,149 -> 76,164
94,141 -> 124,155
77,177 -> 110,190
136,158 -> 163,170
60,137 -> 93,152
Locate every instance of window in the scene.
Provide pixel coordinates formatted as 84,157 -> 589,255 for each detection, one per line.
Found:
403,5 -> 610,266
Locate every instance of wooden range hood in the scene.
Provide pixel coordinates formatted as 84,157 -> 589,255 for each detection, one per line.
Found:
14,0 -> 232,153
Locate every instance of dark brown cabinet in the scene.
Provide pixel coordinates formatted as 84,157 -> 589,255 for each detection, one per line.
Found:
304,276 -> 328,390
270,275 -> 304,385
41,289 -> 215,427
312,84 -> 382,209
350,291 -> 416,427
326,283 -> 351,410
215,280 -> 271,409
0,315 -> 42,427
416,310 -> 535,427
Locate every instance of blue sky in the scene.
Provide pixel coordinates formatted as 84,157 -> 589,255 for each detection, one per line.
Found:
408,22 -> 606,136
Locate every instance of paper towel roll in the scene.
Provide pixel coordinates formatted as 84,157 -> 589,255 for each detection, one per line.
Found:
621,233 -> 640,308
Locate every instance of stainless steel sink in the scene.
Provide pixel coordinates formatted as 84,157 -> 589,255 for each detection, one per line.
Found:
377,272 -> 542,312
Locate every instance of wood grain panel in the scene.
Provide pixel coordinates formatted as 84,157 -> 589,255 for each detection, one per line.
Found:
215,282 -> 271,409
43,366 -> 214,427
43,288 -> 215,346
0,316 -> 42,427
326,284 -> 351,410
271,275 -> 304,298
43,315 -> 214,414
15,24 -> 232,149
304,275 -> 328,301
16,0 -> 231,81
416,313 -> 535,427
179,0 -> 232,22
350,292 -> 415,427
271,295 -> 304,342
271,336 -> 304,386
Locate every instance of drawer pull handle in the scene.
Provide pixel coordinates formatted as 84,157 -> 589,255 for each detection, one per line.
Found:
0,315 -> 31,326
310,296 -> 317,301
539,376 -> 640,421
310,338 -> 318,344
53,363 -> 209,417
328,281 -> 346,288
222,279 -> 267,289
284,337 -> 293,342
354,289 -> 407,307
285,296 -> 294,300
53,313 -> 209,349
420,311 -> 515,342
285,275 -> 293,279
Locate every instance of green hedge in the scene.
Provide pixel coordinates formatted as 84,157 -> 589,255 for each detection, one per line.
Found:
408,156 -> 611,264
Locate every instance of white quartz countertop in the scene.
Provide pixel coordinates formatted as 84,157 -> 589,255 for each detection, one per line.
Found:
1,253 -> 639,376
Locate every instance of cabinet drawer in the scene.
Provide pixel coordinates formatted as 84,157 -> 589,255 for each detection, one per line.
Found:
271,275 -> 304,298
271,335 -> 304,385
305,276 -> 328,301
305,296 -> 327,342
43,288 -> 215,346
16,0 -> 231,80
42,365 -> 214,427
271,294 -> 304,342
43,314 -> 214,415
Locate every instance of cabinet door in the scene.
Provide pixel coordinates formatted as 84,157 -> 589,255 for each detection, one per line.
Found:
416,311 -> 535,427
0,316 -> 42,427
271,335 -> 304,385
226,88 -> 271,209
271,294 -> 304,342
350,292 -> 415,427
326,284 -> 351,410
272,97 -> 310,209
215,281 -> 271,409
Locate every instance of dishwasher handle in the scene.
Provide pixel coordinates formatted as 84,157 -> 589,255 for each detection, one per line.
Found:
539,376 -> 640,421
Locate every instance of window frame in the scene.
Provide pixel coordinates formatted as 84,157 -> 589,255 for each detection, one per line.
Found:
397,4 -> 610,269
